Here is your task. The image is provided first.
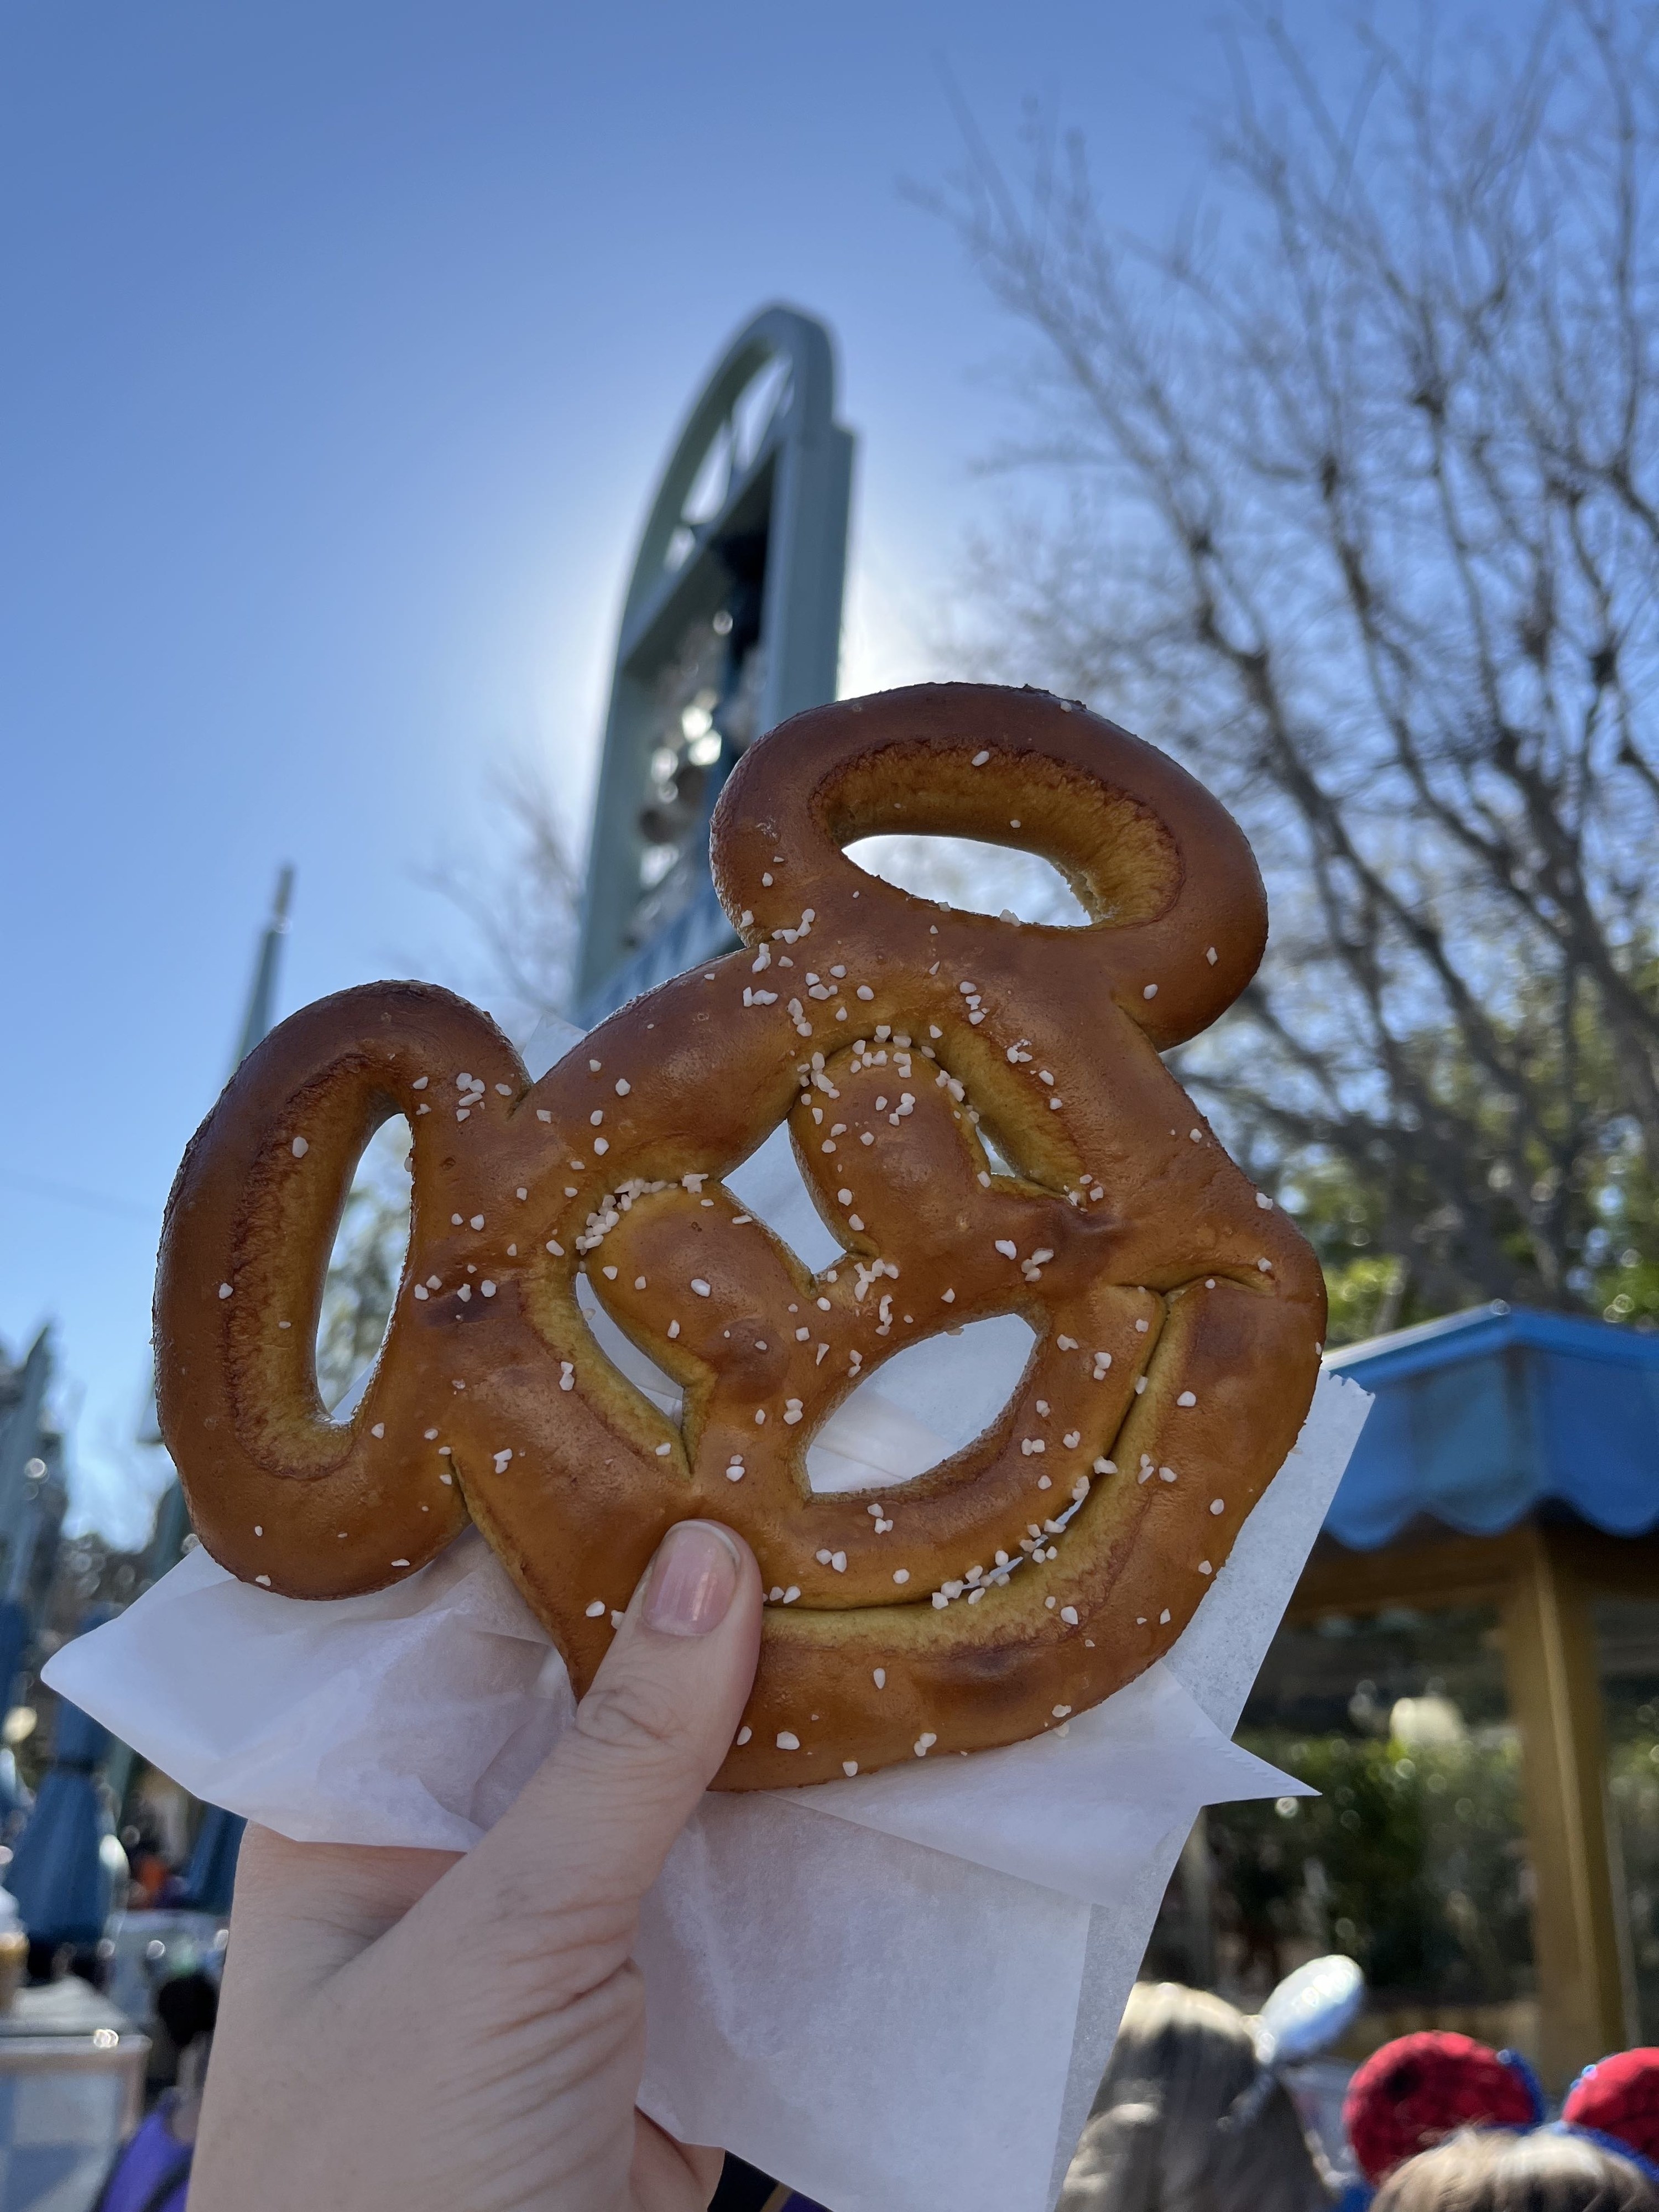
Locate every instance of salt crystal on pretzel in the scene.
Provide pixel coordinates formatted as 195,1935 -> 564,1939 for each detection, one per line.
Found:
153,682 -> 1326,1786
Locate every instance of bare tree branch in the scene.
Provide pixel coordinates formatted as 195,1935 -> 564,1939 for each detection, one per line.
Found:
932,0 -> 1659,1332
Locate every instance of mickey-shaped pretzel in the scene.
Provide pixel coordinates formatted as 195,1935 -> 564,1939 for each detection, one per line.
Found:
156,683 -> 1326,1787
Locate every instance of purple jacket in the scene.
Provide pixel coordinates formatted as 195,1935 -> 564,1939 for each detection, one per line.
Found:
95,2103 -> 192,2212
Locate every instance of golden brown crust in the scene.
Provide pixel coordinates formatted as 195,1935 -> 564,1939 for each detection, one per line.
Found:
155,683 -> 1326,1787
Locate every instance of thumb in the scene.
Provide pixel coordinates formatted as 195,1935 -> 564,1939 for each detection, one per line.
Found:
454,1519 -> 763,1933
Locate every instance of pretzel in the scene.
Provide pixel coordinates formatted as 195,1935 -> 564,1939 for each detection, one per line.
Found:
155,683 -> 1326,1788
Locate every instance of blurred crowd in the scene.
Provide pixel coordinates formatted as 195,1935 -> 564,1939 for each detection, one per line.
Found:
1058,1980 -> 1658,2212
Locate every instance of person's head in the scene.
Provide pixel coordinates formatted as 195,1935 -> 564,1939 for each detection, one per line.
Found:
1372,2127 -> 1659,2212
156,1969 -> 218,2095
1059,1980 -> 1332,2212
1344,2032 -> 1543,2183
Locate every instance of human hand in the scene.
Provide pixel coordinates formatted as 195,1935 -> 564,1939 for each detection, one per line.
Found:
189,1519 -> 763,2212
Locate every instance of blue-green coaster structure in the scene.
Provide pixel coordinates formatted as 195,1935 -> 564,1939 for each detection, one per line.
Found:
576,304 -> 854,1026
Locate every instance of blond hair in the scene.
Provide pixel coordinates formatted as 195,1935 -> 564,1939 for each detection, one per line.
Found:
1373,2130 -> 1659,2212
1059,1981 -> 1333,2212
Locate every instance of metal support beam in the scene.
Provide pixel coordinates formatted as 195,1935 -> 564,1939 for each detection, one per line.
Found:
1290,1521 -> 1641,2084
0,1332 -> 52,1593
576,304 -> 853,1024
1499,1522 -> 1629,2082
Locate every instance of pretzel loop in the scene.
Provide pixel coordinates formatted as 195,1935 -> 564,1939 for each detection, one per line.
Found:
157,684 -> 1326,1787
155,988 -> 524,1591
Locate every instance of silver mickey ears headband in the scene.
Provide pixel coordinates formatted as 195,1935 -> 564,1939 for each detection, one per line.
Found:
1220,1955 -> 1366,2133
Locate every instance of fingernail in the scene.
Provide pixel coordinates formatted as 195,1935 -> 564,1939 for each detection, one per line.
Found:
642,1521 -> 741,1637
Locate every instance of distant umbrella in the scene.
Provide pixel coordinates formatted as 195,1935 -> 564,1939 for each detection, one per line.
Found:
7,1696 -> 115,1948
182,1806 -> 244,1915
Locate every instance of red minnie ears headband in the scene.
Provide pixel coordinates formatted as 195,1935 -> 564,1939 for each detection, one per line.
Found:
1343,2033 -> 1659,2187
1344,2033 -> 1542,2184
1562,2051 -> 1659,2173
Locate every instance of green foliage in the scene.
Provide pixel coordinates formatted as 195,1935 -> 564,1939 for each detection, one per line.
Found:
1320,1257 -> 1409,1348
1212,1733 -> 1533,2004
1607,1721 -> 1659,2039
1274,986 -> 1659,1343
1590,1138 -> 1659,1330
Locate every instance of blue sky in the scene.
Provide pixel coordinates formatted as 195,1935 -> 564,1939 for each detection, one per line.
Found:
1,0 -> 1380,1540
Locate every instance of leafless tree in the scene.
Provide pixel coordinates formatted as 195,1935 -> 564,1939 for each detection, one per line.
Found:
932,1 -> 1659,1335
299,761 -> 582,1408
309,765 -> 583,1402
424,757 -> 581,1044
315,1122 -> 411,1412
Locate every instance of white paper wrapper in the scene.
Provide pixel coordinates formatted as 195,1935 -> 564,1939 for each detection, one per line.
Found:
49,1016 -> 1374,2212
50,1370 -> 1368,2212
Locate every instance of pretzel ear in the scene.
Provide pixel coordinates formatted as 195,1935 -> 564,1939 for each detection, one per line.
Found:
155,982 -> 519,1596
711,682 -> 1267,1050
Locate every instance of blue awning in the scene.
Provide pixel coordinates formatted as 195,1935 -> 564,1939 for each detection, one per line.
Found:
1322,1303 -> 1659,1551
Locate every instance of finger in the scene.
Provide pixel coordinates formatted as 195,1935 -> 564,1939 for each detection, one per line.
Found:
236,1830 -> 462,1949
631,2115 -> 724,2212
448,1518 -> 761,1938
218,1829 -> 462,2021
